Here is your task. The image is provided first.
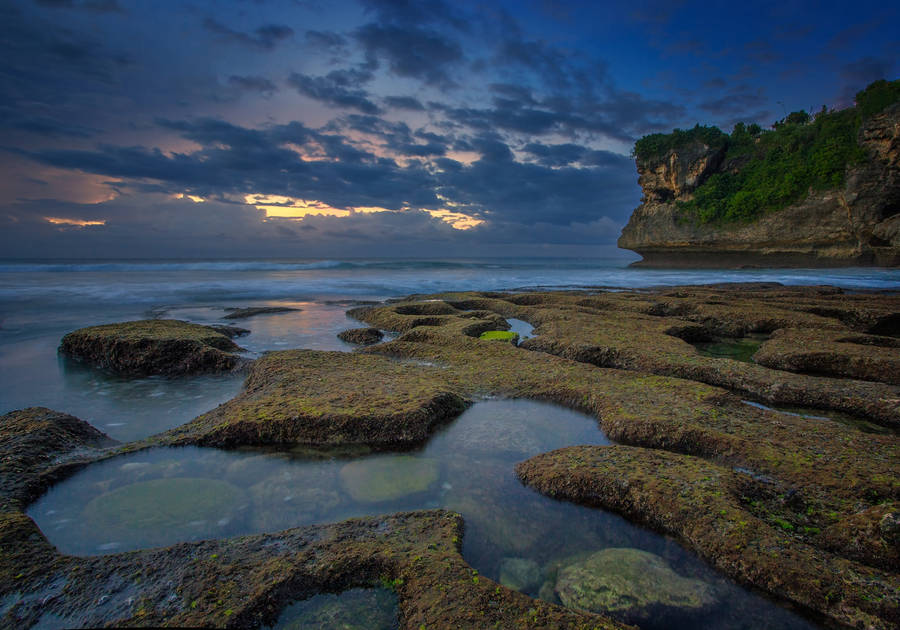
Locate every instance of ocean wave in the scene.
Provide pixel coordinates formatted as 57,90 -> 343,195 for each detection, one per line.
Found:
0,260 -> 352,273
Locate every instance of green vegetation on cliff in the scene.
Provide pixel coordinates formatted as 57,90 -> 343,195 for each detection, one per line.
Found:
634,79 -> 900,224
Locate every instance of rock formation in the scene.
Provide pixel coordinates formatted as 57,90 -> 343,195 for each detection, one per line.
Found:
618,103 -> 900,267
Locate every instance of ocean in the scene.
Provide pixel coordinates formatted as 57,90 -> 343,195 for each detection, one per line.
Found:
1,256 -> 898,438
2,257 -> 899,435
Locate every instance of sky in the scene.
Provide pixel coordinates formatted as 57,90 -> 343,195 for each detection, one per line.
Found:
1,0 -> 897,259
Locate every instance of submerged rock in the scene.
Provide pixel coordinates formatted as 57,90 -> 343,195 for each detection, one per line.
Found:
554,547 -> 717,624
59,319 -> 245,376
249,467 -> 343,531
82,477 -> 247,548
337,327 -> 384,345
499,557 -> 541,592
339,456 -> 438,502
273,588 -> 399,630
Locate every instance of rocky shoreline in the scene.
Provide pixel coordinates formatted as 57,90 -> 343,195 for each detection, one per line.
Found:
2,284 -> 898,628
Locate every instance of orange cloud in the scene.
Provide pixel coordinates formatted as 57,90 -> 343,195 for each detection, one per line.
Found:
44,217 -> 106,227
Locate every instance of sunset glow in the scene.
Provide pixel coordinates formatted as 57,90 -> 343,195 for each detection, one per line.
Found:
44,217 -> 107,227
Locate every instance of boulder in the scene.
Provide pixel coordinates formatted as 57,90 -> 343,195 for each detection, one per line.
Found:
554,547 -> 717,624
59,319 -> 245,376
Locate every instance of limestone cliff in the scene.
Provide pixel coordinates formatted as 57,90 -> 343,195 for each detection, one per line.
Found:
618,104 -> 900,267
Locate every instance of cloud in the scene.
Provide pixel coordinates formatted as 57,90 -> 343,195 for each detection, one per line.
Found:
355,23 -> 463,88
698,85 -> 767,116
202,18 -> 294,50
33,0 -> 123,11
304,30 -> 347,52
384,95 -> 426,111
287,69 -> 381,114
228,75 -> 278,96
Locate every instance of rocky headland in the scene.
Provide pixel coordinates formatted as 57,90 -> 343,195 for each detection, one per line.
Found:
618,80 -> 900,267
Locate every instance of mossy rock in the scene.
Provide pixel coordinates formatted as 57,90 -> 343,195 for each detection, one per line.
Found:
160,350 -> 466,449
274,588 -> 399,630
339,456 -> 438,503
337,327 -> 384,345
59,319 -> 245,376
82,477 -> 247,548
479,330 -> 519,345
554,547 -> 717,624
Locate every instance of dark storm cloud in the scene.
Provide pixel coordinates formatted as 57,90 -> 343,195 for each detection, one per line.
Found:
228,75 -> 278,96
354,23 -> 463,88
357,0 -> 467,30
33,0 -> 123,11
202,18 -> 294,50
21,111 -> 639,228
304,30 -> 348,51
522,143 -> 631,169
698,86 -> 767,116
837,56 -> 898,105
437,144 -> 639,226
287,69 -> 381,114
384,96 -> 426,111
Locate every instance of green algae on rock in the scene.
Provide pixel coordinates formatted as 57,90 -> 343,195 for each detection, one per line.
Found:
0,407 -> 117,512
157,349 -> 468,449
479,330 -> 520,344
59,319 -> 246,376
83,477 -> 247,548
554,548 -> 717,624
339,456 -> 439,502
337,327 -> 384,345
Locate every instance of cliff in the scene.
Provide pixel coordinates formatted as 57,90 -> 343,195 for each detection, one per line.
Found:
618,102 -> 900,268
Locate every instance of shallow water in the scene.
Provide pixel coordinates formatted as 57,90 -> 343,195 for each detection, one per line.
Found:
29,399 -> 818,630
267,588 -> 399,630
742,400 -> 896,434
692,334 -> 768,363
506,317 -> 535,340
0,300 -> 373,441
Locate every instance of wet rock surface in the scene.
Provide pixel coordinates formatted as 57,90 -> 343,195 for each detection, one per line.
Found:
337,327 -> 384,345
155,349 -> 468,449
59,319 -> 246,376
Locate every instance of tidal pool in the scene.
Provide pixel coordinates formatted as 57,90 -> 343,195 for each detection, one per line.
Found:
691,333 -> 768,363
506,318 -> 535,340
28,399 -> 818,630
742,400 -> 896,434
267,588 -> 399,630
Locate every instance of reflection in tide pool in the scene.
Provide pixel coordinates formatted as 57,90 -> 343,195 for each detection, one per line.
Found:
162,300 -> 378,354
28,400 -> 818,630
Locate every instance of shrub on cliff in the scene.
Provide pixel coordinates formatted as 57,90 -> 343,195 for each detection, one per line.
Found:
633,78 -> 899,224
